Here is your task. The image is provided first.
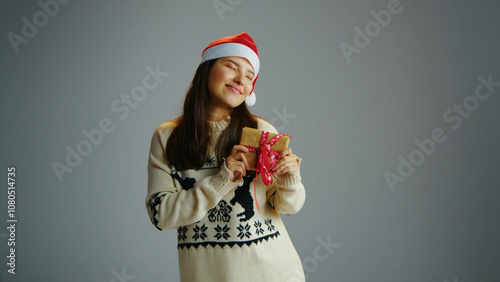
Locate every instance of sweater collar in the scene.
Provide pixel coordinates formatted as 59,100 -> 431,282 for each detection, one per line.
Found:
209,115 -> 230,133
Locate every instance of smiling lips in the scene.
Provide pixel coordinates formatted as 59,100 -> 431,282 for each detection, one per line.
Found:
226,84 -> 242,94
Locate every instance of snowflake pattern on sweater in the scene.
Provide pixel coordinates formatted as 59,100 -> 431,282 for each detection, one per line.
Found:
148,156 -> 282,249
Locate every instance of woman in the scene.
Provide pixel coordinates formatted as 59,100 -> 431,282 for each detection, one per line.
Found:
146,32 -> 306,281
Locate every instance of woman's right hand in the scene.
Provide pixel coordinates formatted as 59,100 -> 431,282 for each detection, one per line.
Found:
226,145 -> 251,182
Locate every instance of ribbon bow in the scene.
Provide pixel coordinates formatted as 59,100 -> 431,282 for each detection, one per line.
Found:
243,130 -> 291,212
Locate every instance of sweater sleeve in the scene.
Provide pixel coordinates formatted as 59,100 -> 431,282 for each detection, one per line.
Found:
145,122 -> 243,231
266,159 -> 306,214
257,119 -> 306,214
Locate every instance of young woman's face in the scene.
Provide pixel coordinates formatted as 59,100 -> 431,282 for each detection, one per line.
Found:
207,56 -> 255,111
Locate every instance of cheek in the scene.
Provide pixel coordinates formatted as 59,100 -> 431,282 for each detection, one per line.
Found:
211,67 -> 230,82
208,69 -> 223,92
244,83 -> 253,95
240,81 -> 251,96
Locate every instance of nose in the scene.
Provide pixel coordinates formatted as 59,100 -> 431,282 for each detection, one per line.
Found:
233,72 -> 244,85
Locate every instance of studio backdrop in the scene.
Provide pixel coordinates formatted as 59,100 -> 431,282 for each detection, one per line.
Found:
1,0 -> 499,281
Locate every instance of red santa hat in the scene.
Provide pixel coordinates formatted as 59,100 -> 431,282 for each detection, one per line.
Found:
201,32 -> 259,106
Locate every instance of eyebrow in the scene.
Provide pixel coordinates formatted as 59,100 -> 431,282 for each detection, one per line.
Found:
225,59 -> 255,76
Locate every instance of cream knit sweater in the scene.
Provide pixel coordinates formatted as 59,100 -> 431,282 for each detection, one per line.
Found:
146,116 -> 306,282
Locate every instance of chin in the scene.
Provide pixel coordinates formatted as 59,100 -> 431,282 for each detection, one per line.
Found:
225,99 -> 246,109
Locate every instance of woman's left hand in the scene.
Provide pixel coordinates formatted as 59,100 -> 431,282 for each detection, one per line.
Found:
271,148 -> 299,176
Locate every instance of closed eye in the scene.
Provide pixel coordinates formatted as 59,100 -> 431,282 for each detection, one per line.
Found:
223,59 -> 254,80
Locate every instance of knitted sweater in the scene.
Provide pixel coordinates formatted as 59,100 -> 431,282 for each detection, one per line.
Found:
146,116 -> 306,282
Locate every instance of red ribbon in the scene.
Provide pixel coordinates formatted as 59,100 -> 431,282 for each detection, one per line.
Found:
243,131 -> 291,212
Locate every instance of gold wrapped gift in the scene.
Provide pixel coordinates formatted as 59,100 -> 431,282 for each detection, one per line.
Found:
239,127 -> 291,170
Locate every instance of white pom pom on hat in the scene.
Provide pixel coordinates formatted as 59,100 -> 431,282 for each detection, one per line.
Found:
201,32 -> 259,106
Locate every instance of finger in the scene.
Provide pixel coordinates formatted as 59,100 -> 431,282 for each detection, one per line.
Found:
229,152 -> 250,170
279,148 -> 292,158
272,159 -> 285,175
277,166 -> 291,175
240,153 -> 251,170
225,157 -> 236,168
229,162 -> 246,177
274,155 -> 292,169
276,161 -> 288,175
274,158 -> 298,175
232,170 -> 243,182
231,145 -> 250,156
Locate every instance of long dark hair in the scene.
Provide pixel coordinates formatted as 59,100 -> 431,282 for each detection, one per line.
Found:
166,59 -> 259,170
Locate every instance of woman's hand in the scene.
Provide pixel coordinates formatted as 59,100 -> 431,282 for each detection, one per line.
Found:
226,145 -> 251,182
272,148 -> 299,176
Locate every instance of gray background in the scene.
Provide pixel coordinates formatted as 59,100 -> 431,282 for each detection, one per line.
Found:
1,0 -> 499,281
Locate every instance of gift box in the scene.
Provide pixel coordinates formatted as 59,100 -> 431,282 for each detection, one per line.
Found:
240,127 -> 291,171
240,127 -> 292,212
